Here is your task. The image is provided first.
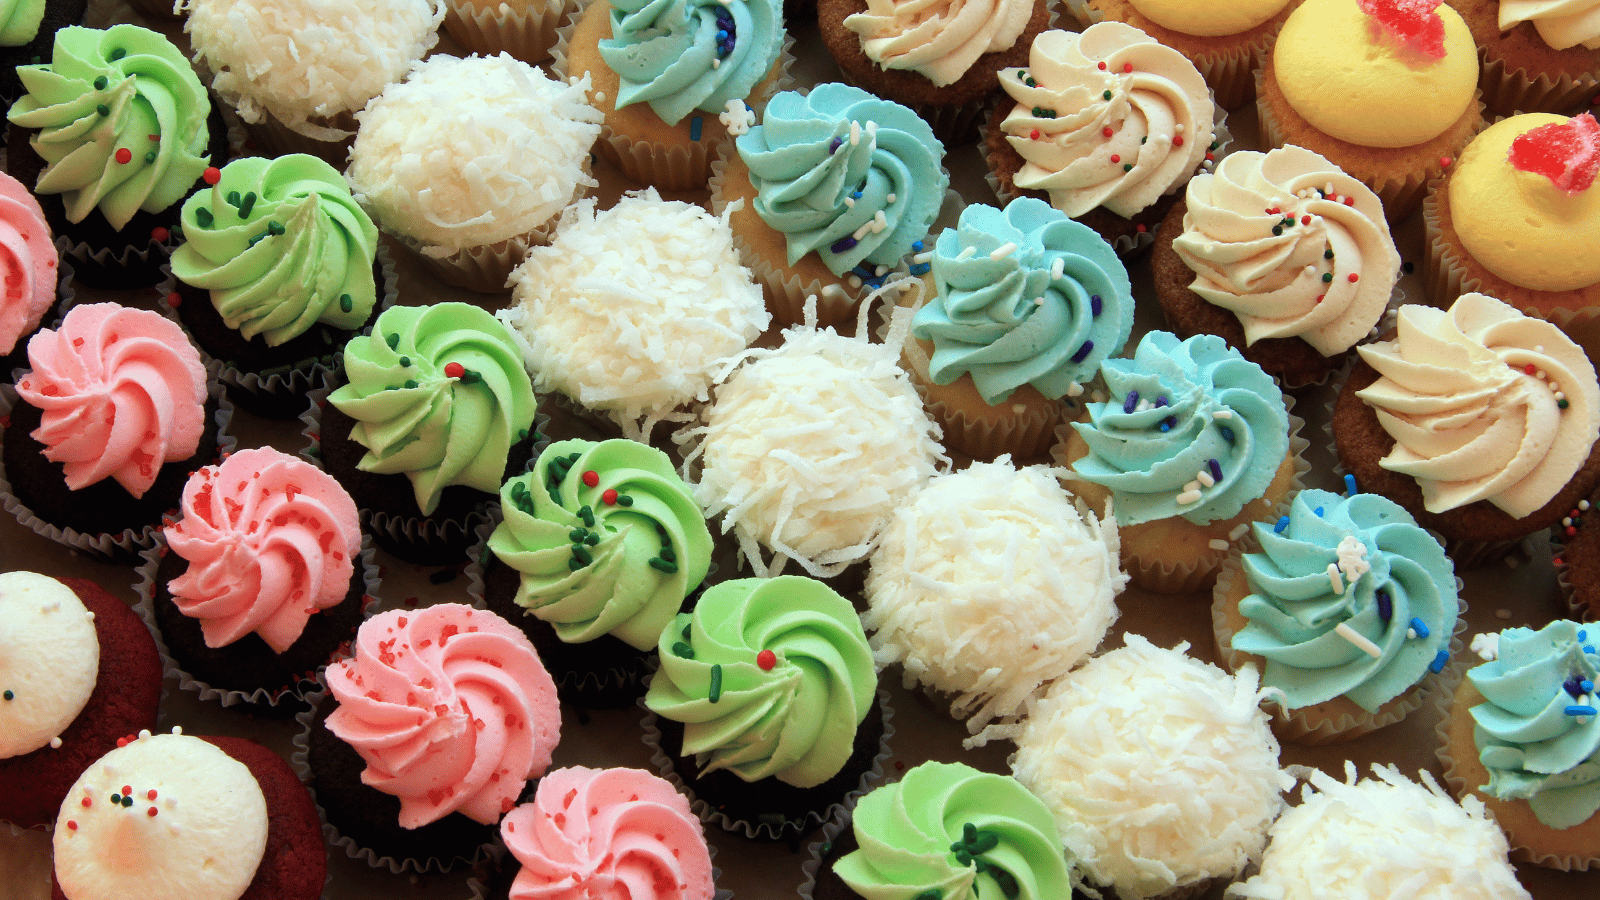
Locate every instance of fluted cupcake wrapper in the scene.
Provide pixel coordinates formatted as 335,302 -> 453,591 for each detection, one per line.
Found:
1479,52 -> 1600,119
445,0 -> 577,64
1549,529 -> 1599,623
465,836 -> 732,900
2,255 -> 75,383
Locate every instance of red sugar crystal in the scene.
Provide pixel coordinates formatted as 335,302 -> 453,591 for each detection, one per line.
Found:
1509,113 -> 1600,194
1357,0 -> 1446,60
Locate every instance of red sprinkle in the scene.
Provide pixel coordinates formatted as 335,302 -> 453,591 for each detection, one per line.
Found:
1525,363 -> 1538,375
150,226 -> 169,243
1029,129 -> 1040,140
601,488 -> 618,505
1344,196 -> 1355,205
1301,215 -> 1312,225
443,361 -> 465,379
1110,154 -> 1121,163
582,470 -> 599,487
66,821 -> 77,831
146,789 -> 157,800
121,786 -> 131,796
757,649 -> 777,670
1102,126 -> 1113,138
1568,526 -> 1579,537
1205,153 -> 1214,162
1173,135 -> 1184,147
114,148 -> 131,164
1097,61 -> 1107,71
1135,223 -> 1148,233
1348,273 -> 1359,283
147,807 -> 158,818
1440,156 -> 1453,167
202,166 -> 221,184
1555,556 -> 1566,566
1315,294 -> 1326,303
1122,62 -> 1133,73
81,797 -> 91,808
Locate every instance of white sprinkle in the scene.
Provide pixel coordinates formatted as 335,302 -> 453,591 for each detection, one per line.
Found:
85,611 -> 94,621
1184,480 -> 1201,493
1326,562 -> 1345,595
1213,409 -> 1233,420
595,91 -> 606,103
1565,517 -> 1574,527
1471,632 -> 1500,660
1335,622 -> 1383,658
847,275 -> 862,289
875,265 -> 888,276
872,209 -> 887,233
990,241 -> 1018,260
1067,382 -> 1084,398
1336,535 -> 1370,583
886,193 -> 896,203
1229,523 -> 1250,541
854,221 -> 874,240
138,729 -> 151,739
1177,489 -> 1203,505
1050,257 -> 1064,279
1324,181 -> 1335,195
1583,500 -> 1592,511
1407,626 -> 1418,639
843,195 -> 855,208
1208,538 -> 1230,551
171,725 -> 182,735
1137,399 -> 1150,412
1537,369 -> 1546,380
1556,391 -> 1566,401
1496,608 -> 1513,620
1175,123 -> 1184,134
49,736 -> 62,749
850,120 -> 862,145
1091,390 -> 1106,403
912,251 -> 934,264
1012,403 -> 1027,414
711,58 -> 720,68
1197,469 -> 1215,488
1034,297 -> 1045,306
956,246 -> 976,261
1536,345 -> 1546,353
569,75 -> 582,86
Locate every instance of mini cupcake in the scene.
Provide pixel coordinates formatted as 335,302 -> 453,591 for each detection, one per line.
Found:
1332,292 -> 1600,564
0,170 -> 66,383
0,572 -> 162,830
983,23 -> 1217,250
644,575 -> 888,841
1230,763 -> 1529,899
1255,0 -> 1485,222
499,189 -> 769,441
905,196 -> 1134,459
709,83 -> 949,328
0,0 -> 87,107
52,730 -> 325,900
1054,330 -> 1305,594
307,605 -> 561,871
1440,620 -> 1600,870
182,0 -> 445,164
344,53 -> 603,293
556,0 -> 787,190
1151,144 -> 1401,389
445,0 -> 575,64
141,446 -> 371,711
1456,0 -> 1600,115
863,459 -> 1126,737
318,301 -> 540,564
166,153 -> 394,419
1214,488 -> 1462,743
479,437 -> 713,706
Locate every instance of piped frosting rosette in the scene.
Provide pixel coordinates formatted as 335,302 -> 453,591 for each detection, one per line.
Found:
998,23 -> 1213,218
736,83 -> 948,278
1174,145 -> 1400,357
0,171 -> 58,358
500,766 -> 715,900
324,605 -> 561,829
599,0 -> 782,126
645,576 -> 877,789
913,196 -> 1133,404
488,438 -> 712,652
1070,330 -> 1289,526
842,0 -> 1034,87
1354,292 -> 1600,519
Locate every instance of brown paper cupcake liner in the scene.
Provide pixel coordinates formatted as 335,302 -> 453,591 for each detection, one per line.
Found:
124,0 -> 181,19
236,108 -> 357,168
445,0 -> 577,64
1480,52 -> 1600,118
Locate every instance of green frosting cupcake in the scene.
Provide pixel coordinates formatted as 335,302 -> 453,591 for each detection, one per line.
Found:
646,575 -> 877,789
0,0 -> 44,46
328,303 -> 537,517
8,24 -> 211,230
488,438 -> 712,651
170,154 -> 379,347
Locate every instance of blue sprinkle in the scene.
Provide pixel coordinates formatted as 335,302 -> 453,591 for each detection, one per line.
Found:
1155,396 -> 1169,408
1375,588 -> 1392,622
1123,390 -> 1139,414
912,240 -> 924,252
1344,473 -> 1358,496
909,263 -> 930,276
1314,507 -> 1324,517
717,29 -> 728,39
1090,294 -> 1102,316
1586,680 -> 1596,693
1207,458 -> 1223,483
829,137 -> 843,154
1218,425 -> 1235,443
1274,516 -> 1289,533
1161,416 -> 1178,431
851,190 -> 862,200
1069,340 -> 1094,364
1409,617 -> 1430,639
1582,630 -> 1589,641
830,236 -> 858,254
1429,650 -> 1450,673
1566,705 -> 1598,717
690,116 -> 703,141
1566,675 -> 1587,698
1587,646 -> 1597,655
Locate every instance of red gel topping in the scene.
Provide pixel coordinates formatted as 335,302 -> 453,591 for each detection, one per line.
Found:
757,649 -> 777,670
601,488 -> 618,505
1509,113 -> 1600,194
443,361 -> 465,379
1357,0 -> 1446,60
202,166 -> 221,185
582,470 -> 600,487
114,148 -> 131,164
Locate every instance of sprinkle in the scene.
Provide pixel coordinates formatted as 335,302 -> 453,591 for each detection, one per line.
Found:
1207,458 -> 1223,483
1051,257 -> 1065,279
1344,473 -> 1358,496
96,104 -> 109,117
115,148 -> 132,164
1229,523 -> 1250,541
1429,650 -> 1450,673
1177,489 -> 1203,505
1218,425 -> 1235,444
1197,468 -> 1215,488
1208,538 -> 1230,551
757,649 -> 777,671
830,236 -> 858,254
1,691 -> 9,701
1336,622 -> 1383,658
1566,705 -> 1598,717
339,293 -> 353,313
1090,294 -> 1102,316
672,641 -> 694,659
1274,515 -> 1290,533
444,361 -> 465,379
1409,617 -> 1430,639
649,558 -> 679,573
989,241 -> 1017,260
1069,340 -> 1093,363
1213,409 -> 1233,420
1322,272 -> 1334,283
1103,90 -> 1112,100
709,664 -> 723,703
1123,390 -> 1139,414
1102,126 -> 1113,138
1326,563 -> 1345,595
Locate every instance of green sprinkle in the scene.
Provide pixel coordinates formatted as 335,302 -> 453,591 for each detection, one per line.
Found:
238,192 -> 257,217
648,557 -> 679,573
404,379 -> 418,389
386,333 -> 400,349
226,190 -> 241,207
95,104 -> 109,117
915,893 -> 941,900
459,370 -> 482,384
518,428 -> 530,441
267,220 -> 285,236
339,293 -> 353,312
194,207 -> 213,227
1560,398 -> 1571,409
568,558 -> 586,571
1324,249 -> 1334,260
1209,141 -> 1218,151
1,690 -> 11,701
1272,225 -> 1282,236
1122,163 -> 1132,172
398,356 -> 410,367
1321,272 -> 1334,283
571,544 -> 592,565
672,641 -> 695,658
616,495 -> 633,507
708,664 -> 723,703
584,531 -> 599,546
93,75 -> 108,90
568,528 -> 587,543
143,151 -> 155,163
579,505 -> 595,527
659,546 -> 676,562
247,230 -> 269,248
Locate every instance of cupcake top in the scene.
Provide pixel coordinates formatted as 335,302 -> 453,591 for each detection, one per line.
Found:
8,24 -> 213,231
864,459 -> 1126,733
1174,144 -> 1399,357
345,53 -> 602,255
998,23 -> 1214,219
501,190 -> 769,438
0,572 -> 98,759
1499,0 -> 1600,50
487,438 -> 713,652
328,302 -> 538,517
1354,292 -> 1600,519
16,302 -> 208,499
52,731 -> 269,900
1230,764 -> 1529,900
842,0 -> 1033,87
0,170 -> 58,357
912,196 -> 1134,404
599,0 -> 783,126
735,82 -> 948,278
1466,619 -> 1600,830
644,576 -> 877,789
324,605 -> 561,829
1070,330 -> 1290,526
184,0 -> 444,139
1447,112 -> 1600,293
162,447 -> 361,655
0,1 -> 44,46
500,766 -> 714,900
170,154 -> 380,348
1231,488 -> 1459,714
833,760 -> 1075,900
1273,0 -> 1477,149
685,318 -> 945,577
1124,0 -> 1291,36
1003,634 -> 1287,899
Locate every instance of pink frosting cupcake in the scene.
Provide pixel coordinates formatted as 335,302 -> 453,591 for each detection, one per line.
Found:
0,170 -> 63,381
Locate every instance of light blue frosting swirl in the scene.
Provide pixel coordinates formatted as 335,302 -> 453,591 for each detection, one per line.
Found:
736,83 -> 946,277
599,0 -> 783,126
1232,488 -> 1458,713
913,197 -> 1133,404
1070,331 -> 1288,526
1470,620 -> 1600,830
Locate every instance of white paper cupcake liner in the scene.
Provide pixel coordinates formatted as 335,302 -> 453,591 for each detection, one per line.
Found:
445,0 -> 577,64
1549,524 -> 1600,623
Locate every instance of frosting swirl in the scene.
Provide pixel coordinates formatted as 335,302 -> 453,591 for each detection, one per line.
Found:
842,0 -> 1033,87
501,766 -> 715,900
1070,330 -> 1290,526
328,302 -> 537,517
0,0 -> 43,48
0,572 -> 98,759
599,0 -> 783,126
834,761 -> 1074,900
163,446 -> 361,654
999,23 -> 1213,219
488,439 -> 713,652
1468,620 -> 1600,829
0,170 -> 59,357
1354,292 -> 1600,518
644,576 -> 877,788
736,83 -> 947,277
170,154 -> 379,348
324,605 -> 561,828
8,24 -> 212,231
16,302 -> 207,499
913,197 -> 1134,404
1231,488 -> 1458,713
1174,146 -> 1399,356
1499,0 -> 1600,51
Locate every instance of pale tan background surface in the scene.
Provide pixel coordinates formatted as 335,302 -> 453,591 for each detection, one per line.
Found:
2,2 -> 1597,899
